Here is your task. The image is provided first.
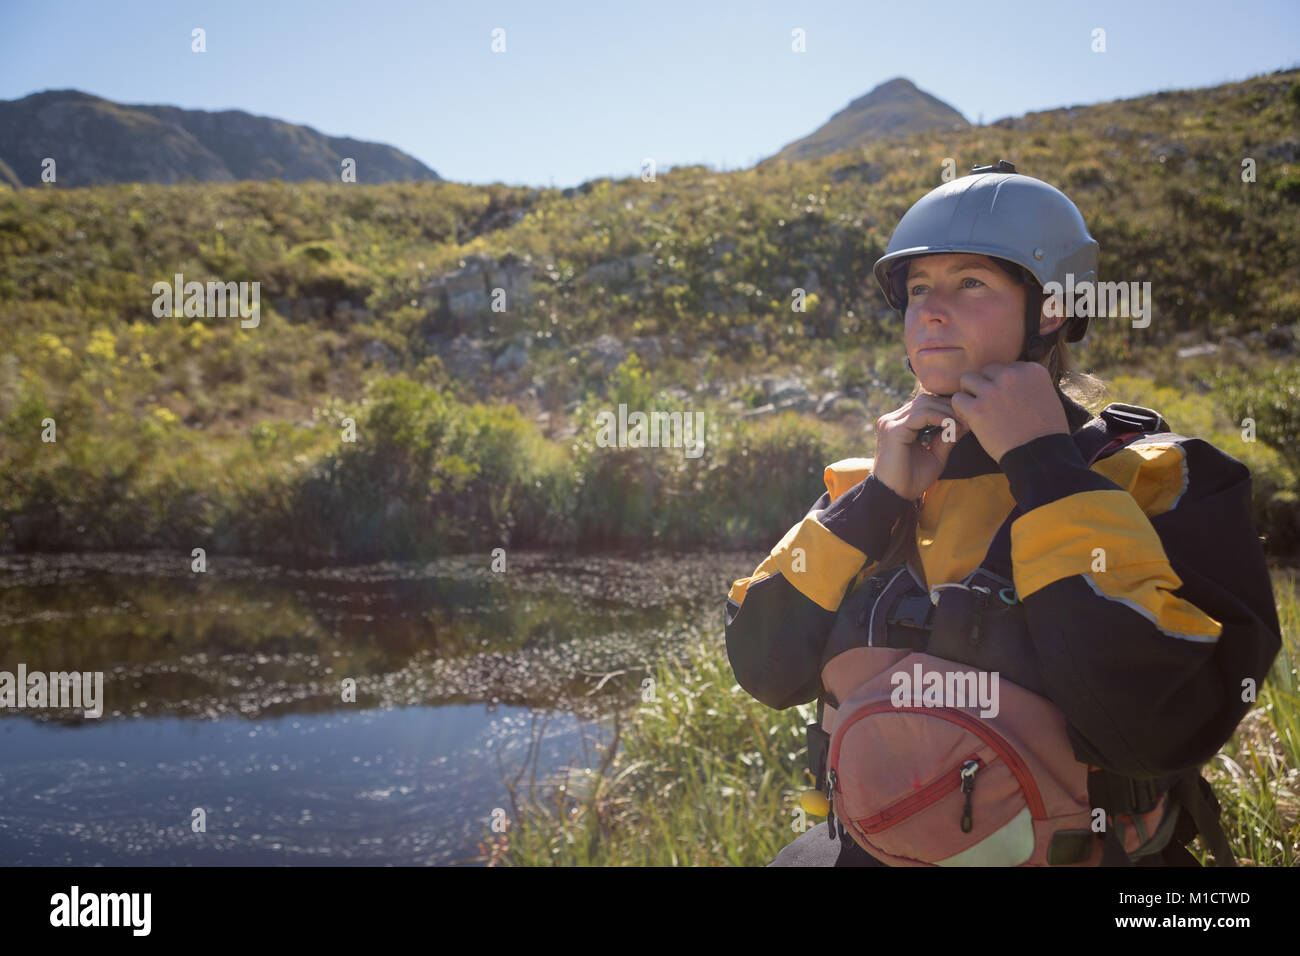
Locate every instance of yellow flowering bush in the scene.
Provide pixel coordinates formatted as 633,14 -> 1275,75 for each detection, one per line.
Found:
86,328 -> 117,360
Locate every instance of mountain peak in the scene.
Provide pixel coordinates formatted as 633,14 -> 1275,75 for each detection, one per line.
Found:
860,76 -> 920,97
765,77 -> 969,164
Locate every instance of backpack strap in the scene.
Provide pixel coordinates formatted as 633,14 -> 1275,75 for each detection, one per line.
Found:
1090,767 -> 1237,867
1169,770 -> 1238,866
1089,767 -> 1172,866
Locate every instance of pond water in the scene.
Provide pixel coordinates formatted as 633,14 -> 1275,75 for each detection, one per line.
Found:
0,550 -> 762,865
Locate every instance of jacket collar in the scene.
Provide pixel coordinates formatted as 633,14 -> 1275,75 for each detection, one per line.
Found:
938,387 -> 1095,480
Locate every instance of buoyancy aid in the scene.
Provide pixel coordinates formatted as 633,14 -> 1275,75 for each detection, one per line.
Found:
725,391 -> 1283,866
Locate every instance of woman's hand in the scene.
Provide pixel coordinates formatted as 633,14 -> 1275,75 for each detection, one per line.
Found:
950,362 -> 1070,464
872,393 -> 971,500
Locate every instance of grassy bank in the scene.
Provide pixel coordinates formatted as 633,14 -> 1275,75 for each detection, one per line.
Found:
4,362 -> 1298,560
497,567 -> 1300,867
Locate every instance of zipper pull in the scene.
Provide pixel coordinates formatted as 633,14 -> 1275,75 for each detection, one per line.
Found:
959,760 -> 979,833
826,768 -> 838,840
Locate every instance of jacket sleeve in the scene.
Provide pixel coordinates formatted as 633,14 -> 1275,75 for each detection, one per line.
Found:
724,458 -> 913,709
999,431 -> 1283,778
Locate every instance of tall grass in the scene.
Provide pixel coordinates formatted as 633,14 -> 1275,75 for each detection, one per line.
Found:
498,568 -> 1299,866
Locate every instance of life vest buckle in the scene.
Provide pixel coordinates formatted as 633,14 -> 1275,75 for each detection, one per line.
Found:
1100,402 -> 1166,433
887,594 -> 934,631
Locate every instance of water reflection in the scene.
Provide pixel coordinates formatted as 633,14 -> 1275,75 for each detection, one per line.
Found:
0,550 -> 762,864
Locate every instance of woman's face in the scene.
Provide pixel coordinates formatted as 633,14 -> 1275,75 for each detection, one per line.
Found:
903,253 -> 1050,395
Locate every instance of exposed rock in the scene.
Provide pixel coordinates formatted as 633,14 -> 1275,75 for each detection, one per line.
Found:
443,335 -> 491,378
493,341 -> 530,374
487,255 -> 535,307
581,252 -> 656,286
570,334 -> 628,376
425,252 -> 535,323
361,339 -> 400,369
763,375 -> 809,404
1176,343 -> 1219,359
1264,139 -> 1300,163
815,391 -> 844,415
628,336 -> 663,367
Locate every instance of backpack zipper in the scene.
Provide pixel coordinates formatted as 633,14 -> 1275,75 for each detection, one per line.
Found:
828,700 -> 1047,820
850,753 -> 984,834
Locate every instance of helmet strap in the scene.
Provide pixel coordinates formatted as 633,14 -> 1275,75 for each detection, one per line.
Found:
1019,283 -> 1061,363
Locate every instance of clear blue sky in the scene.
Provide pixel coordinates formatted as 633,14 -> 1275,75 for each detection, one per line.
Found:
2,0 -> 1297,189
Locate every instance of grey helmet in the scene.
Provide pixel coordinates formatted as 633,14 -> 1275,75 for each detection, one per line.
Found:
873,160 -> 1099,365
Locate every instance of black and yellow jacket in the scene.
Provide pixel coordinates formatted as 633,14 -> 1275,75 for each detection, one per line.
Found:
725,388 -> 1282,780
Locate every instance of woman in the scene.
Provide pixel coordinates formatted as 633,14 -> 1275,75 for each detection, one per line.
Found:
724,161 -> 1282,867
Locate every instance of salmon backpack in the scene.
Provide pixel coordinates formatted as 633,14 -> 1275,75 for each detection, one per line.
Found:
804,403 -> 1237,867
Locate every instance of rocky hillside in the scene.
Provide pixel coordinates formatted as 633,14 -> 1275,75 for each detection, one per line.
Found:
2,69 -> 1298,558
0,89 -> 442,187
764,77 -> 970,164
